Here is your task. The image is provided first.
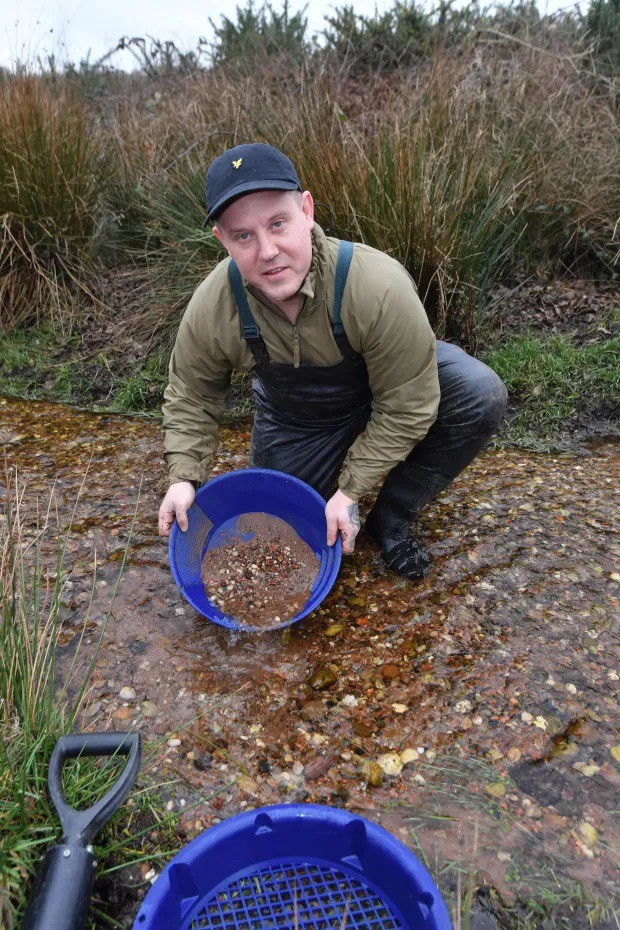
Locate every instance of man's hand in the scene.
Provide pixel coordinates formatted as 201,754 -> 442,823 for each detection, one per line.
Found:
158,481 -> 196,537
325,490 -> 360,554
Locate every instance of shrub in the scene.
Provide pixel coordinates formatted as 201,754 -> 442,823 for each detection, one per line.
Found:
320,2 -> 435,74
210,0 -> 309,65
583,0 -> 620,71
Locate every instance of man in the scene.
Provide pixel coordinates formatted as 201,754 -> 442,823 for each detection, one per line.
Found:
158,142 -> 507,578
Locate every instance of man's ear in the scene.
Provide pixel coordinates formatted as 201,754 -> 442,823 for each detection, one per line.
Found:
301,190 -> 314,227
213,225 -> 224,244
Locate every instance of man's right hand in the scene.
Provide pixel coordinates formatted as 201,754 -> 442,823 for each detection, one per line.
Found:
158,481 -> 196,537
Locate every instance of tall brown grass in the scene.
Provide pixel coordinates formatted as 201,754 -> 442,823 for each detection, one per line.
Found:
1,33 -> 618,345
0,76 -> 112,330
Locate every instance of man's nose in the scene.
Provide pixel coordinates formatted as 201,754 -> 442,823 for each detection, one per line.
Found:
257,232 -> 279,262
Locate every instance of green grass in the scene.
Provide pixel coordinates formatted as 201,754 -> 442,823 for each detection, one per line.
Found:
0,478 -> 177,928
0,327 -> 86,401
110,353 -> 168,413
485,333 -> 620,445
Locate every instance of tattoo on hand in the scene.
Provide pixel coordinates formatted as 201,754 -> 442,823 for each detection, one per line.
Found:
346,502 -> 360,532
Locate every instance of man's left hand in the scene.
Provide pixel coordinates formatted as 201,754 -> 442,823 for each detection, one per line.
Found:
326,490 -> 360,554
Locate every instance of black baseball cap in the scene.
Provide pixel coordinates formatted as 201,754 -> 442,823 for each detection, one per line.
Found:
205,143 -> 302,222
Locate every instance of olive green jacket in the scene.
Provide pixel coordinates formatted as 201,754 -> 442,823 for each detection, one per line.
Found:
163,224 -> 440,500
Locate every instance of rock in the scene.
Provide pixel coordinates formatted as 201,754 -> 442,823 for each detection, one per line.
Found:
141,700 -> 158,718
300,701 -> 326,722
119,686 -> 136,701
578,822 -> 598,846
168,738 -> 181,748
497,851 -> 511,862
485,781 -> 506,798
305,751 -> 337,781
400,749 -> 418,765
574,762 -> 601,777
506,747 -> 522,762
455,700 -> 473,713
377,753 -> 403,777
544,811 -> 568,830
114,706 -> 132,720
360,760 -> 384,787
324,623 -> 343,637
348,597 -> 366,608
193,753 -> 211,771
391,703 -> 408,714
352,719 -> 374,737
381,664 -> 400,680
525,803 -> 543,819
610,745 -> 620,764
237,775 -> 260,796
309,665 -> 338,690
292,761 -> 304,776
339,694 -> 358,708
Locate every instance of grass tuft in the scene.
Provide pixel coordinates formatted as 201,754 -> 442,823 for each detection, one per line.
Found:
485,333 -> 620,440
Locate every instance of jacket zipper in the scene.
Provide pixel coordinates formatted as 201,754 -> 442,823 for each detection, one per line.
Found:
293,325 -> 300,368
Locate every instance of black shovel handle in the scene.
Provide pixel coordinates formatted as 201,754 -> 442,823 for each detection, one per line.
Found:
21,732 -> 141,930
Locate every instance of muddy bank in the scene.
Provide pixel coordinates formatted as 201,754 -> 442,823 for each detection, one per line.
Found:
1,396 -> 618,924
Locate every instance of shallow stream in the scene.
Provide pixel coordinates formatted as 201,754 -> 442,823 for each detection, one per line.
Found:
1,396 -> 618,919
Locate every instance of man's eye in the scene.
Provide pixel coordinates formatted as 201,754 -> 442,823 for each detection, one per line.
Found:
273,220 -> 284,229
238,232 -> 250,241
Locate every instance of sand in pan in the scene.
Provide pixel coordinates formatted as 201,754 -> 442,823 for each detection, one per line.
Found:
201,512 -> 320,628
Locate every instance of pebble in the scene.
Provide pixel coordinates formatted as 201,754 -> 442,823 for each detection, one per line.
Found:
168,738 -> 181,748
455,700 -> 473,713
119,686 -> 136,701
377,753 -> 403,777
360,760 -> 384,787
300,700 -> 327,723
141,700 -> 158,718
578,822 -> 598,846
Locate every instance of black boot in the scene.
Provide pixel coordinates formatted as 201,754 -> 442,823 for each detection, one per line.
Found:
365,462 -> 451,579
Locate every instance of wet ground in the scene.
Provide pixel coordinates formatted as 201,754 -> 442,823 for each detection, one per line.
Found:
1,396 -> 619,923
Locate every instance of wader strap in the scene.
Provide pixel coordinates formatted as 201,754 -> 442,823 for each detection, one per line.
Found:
333,240 -> 354,338
228,260 -> 269,364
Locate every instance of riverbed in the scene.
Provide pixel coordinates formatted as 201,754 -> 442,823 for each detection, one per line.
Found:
1,396 -> 618,922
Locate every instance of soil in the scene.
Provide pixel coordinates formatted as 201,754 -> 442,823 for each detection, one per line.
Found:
487,278 -> 620,345
201,513 -> 319,628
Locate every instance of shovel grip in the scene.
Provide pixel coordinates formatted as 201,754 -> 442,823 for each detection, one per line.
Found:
21,843 -> 96,930
48,731 -> 141,845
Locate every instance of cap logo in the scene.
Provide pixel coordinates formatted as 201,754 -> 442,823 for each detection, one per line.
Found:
232,158 -> 243,170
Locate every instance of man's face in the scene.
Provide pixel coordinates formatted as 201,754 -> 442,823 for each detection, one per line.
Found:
213,189 -> 314,306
